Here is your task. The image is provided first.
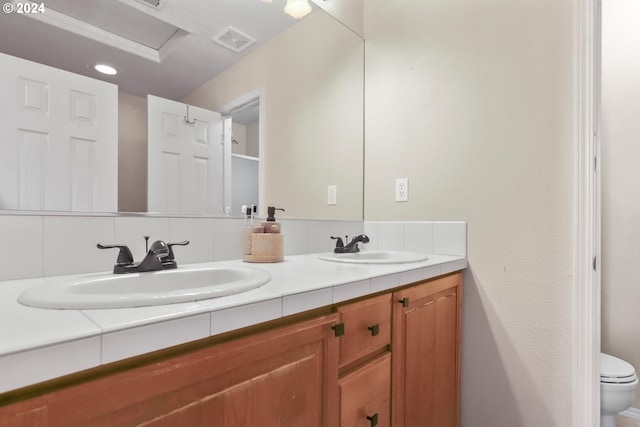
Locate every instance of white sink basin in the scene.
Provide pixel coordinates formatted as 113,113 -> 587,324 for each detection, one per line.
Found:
18,266 -> 271,309
318,250 -> 429,264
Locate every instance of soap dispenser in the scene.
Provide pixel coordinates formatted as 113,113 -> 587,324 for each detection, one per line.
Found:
243,206 -> 285,263
262,207 -> 285,233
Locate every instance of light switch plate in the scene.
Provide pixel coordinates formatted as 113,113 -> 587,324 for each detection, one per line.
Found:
328,185 -> 337,205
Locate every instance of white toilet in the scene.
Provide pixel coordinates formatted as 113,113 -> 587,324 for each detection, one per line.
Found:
601,352 -> 638,427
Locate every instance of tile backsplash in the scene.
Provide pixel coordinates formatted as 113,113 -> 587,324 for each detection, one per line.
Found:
0,215 -> 43,279
0,214 -> 363,281
364,221 -> 467,257
0,215 -> 465,282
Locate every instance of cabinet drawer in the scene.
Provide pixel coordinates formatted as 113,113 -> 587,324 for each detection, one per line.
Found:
339,352 -> 391,427
338,293 -> 391,367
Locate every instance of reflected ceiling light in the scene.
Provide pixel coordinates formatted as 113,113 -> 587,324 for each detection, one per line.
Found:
284,0 -> 311,19
94,64 -> 117,75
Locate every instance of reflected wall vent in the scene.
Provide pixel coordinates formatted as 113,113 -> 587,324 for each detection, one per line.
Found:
135,0 -> 161,8
213,27 -> 256,53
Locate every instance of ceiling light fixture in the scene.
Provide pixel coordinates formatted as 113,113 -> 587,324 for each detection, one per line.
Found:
284,0 -> 312,19
94,64 -> 118,75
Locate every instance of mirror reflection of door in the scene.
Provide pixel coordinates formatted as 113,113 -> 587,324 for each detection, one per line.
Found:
0,52 -> 118,212
147,95 -> 223,214
222,93 -> 261,216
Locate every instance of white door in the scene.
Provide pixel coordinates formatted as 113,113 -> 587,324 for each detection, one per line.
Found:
0,52 -> 118,212
147,95 -> 223,214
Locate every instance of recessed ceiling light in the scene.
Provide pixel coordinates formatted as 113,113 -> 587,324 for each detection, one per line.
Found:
94,64 -> 117,75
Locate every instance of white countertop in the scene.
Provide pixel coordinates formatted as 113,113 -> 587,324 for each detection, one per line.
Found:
0,252 -> 467,394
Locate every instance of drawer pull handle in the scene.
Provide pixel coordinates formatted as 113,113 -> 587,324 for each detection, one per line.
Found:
366,413 -> 379,427
332,322 -> 345,337
399,297 -> 409,307
367,324 -> 380,336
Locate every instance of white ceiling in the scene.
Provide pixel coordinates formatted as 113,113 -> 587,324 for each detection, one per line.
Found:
0,0 -> 315,100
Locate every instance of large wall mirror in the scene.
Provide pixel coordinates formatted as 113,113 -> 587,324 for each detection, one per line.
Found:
0,0 -> 363,220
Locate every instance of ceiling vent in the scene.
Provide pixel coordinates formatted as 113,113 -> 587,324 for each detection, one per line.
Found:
134,0 -> 161,8
212,27 -> 256,53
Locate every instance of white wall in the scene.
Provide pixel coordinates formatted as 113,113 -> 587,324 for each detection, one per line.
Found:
246,120 -> 260,158
231,155 -> 259,214
601,0 -> 640,410
231,122 -> 247,156
363,1 -> 574,426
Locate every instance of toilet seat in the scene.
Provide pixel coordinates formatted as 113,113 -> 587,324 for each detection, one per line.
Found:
601,353 -> 638,384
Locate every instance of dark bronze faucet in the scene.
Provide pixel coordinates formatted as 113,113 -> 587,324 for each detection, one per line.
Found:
97,239 -> 189,274
331,234 -> 370,254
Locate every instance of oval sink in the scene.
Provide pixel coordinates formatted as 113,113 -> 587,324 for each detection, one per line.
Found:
318,250 -> 429,264
18,266 -> 271,309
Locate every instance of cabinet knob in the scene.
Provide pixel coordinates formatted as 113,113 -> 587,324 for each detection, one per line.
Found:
367,324 -> 380,336
399,297 -> 410,307
366,413 -> 379,427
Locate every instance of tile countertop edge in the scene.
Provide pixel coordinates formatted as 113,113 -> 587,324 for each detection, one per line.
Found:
0,252 -> 467,394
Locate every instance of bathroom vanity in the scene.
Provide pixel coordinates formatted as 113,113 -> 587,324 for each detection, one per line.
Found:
0,254 -> 464,427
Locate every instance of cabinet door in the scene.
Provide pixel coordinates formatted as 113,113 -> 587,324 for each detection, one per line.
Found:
0,314 -> 340,427
0,400 -> 47,427
339,353 -> 391,427
391,273 -> 462,427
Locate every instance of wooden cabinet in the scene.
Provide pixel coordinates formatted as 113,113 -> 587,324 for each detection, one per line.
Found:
391,272 -> 462,427
0,272 -> 462,427
0,314 -> 340,427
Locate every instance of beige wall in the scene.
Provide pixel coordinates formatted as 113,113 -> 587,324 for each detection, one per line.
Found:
310,0 -> 363,36
118,92 -> 147,213
364,1 -> 574,426
602,0 -> 640,410
183,11 -> 364,220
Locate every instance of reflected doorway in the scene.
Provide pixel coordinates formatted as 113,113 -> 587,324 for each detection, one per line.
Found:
222,90 -> 262,216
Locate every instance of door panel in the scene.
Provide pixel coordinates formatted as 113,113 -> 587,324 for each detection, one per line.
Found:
147,95 -> 223,214
0,52 -> 117,212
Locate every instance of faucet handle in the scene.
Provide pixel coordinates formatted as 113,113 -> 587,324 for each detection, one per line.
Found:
97,244 -> 134,265
167,240 -> 189,260
158,240 -> 190,270
330,236 -> 345,248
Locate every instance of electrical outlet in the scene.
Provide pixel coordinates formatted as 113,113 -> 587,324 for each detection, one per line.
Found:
395,178 -> 409,202
328,185 -> 337,205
